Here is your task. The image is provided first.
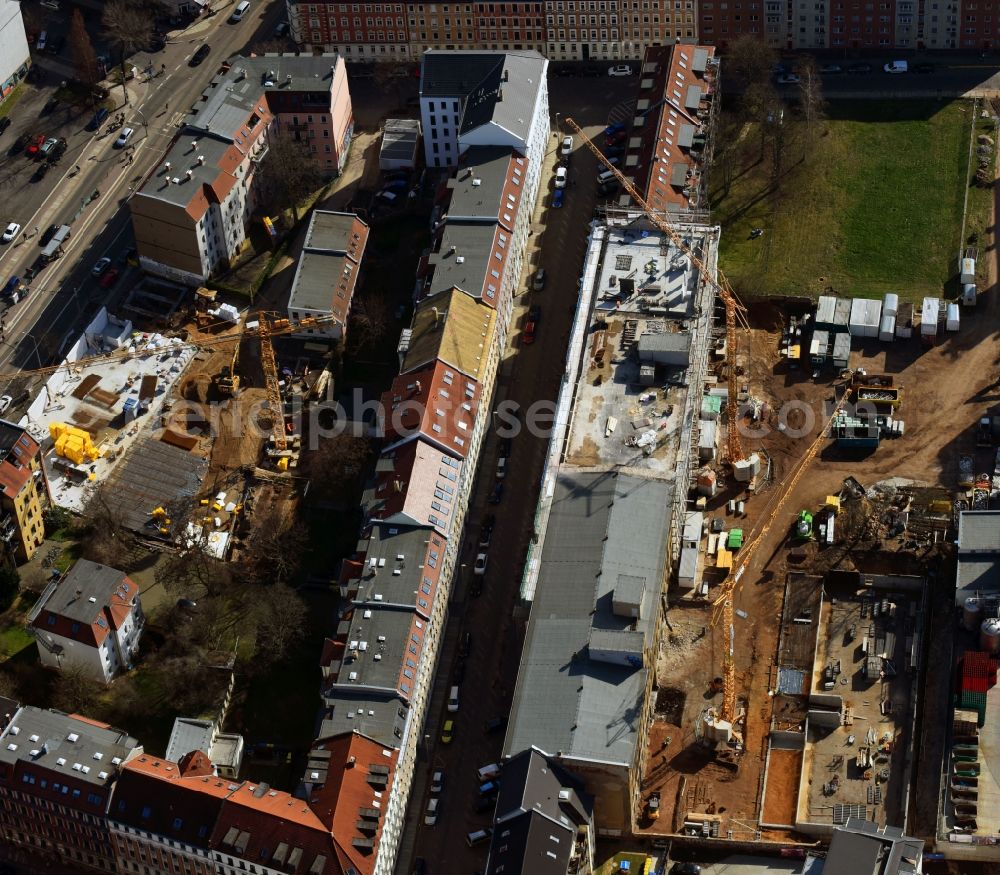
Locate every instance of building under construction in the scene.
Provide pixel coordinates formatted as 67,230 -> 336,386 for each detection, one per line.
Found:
503,213 -> 720,835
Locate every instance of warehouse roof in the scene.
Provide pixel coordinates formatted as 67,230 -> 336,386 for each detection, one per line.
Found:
504,471 -> 670,765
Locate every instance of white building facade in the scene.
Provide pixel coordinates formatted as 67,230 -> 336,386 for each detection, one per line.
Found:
0,0 -> 29,101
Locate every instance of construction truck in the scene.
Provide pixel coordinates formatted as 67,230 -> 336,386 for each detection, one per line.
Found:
645,791 -> 660,821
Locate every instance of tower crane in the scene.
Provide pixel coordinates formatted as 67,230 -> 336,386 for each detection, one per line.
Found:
566,118 -> 846,729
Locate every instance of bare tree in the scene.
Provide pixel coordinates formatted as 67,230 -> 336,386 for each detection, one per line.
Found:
250,39 -> 290,56
69,9 -> 100,86
78,487 -> 133,567
102,0 -> 153,105
374,60 -> 411,107
348,291 -> 392,353
251,584 -> 308,664
797,57 -> 826,138
258,130 -> 328,221
53,663 -> 102,713
727,34 -> 777,96
235,506 -> 309,586
307,435 -> 375,503
155,546 -> 234,600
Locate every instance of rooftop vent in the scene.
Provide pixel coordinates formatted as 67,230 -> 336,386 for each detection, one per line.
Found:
472,178 -> 482,186
185,169 -> 194,179
164,161 -> 171,171
456,256 -> 465,264
190,140 -> 198,151
197,155 -> 205,165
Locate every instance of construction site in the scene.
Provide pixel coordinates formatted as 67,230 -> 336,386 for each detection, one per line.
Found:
538,118 -> 1000,857
14,279 -> 339,561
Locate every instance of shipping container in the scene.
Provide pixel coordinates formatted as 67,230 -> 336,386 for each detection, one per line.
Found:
882,292 -> 898,317
815,296 -> 851,333
960,256 -> 976,285
809,329 -> 830,364
849,298 -> 882,338
963,283 -> 977,306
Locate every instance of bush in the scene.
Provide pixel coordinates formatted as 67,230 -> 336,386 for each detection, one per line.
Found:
0,564 -> 20,612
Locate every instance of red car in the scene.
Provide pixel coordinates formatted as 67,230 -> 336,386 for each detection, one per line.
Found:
99,266 -> 120,289
523,320 -> 537,345
25,134 -> 46,157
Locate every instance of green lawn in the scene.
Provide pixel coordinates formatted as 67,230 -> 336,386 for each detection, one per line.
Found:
713,100 -> 976,302
0,623 -> 32,659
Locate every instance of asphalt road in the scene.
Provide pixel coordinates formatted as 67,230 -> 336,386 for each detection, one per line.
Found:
0,0 -> 289,386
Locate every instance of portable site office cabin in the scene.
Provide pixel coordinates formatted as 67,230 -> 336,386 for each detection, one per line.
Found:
963,283 -> 977,306
947,302 -> 960,332
879,315 -> 896,342
960,256 -> 976,285
921,297 -> 940,336
883,293 -> 898,317
810,329 -> 830,365
816,296 -> 851,333
832,332 -> 851,368
849,298 -> 882,338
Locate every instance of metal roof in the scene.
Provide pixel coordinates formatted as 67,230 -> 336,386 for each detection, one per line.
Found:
956,511 -> 1000,599
504,471 -> 671,765
380,118 -> 421,162
41,559 -> 131,625
165,718 -> 214,764
287,211 -> 368,316
0,706 -> 137,788
420,50 -> 546,145
402,288 -> 496,379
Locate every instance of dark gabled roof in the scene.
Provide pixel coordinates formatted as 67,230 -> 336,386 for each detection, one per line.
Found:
420,53 -> 506,98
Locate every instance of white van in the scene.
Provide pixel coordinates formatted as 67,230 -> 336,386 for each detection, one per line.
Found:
883,60 -> 908,73
476,762 -> 502,782
447,685 -> 460,712
230,1 -> 250,22
597,168 -> 617,185
36,31 -> 48,51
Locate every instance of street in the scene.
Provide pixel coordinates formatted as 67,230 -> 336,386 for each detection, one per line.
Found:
0,0 -> 287,383
400,73 -> 634,875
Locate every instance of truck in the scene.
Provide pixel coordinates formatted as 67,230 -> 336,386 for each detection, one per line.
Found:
978,417 -> 993,447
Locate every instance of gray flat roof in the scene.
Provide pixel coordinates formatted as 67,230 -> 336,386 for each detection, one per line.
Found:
43,559 -> 129,624
959,510 -> 1000,552
0,706 -> 137,788
317,689 -> 406,748
330,606 -> 414,693
381,119 -> 421,161
352,523 -> 437,612
638,332 -> 690,354
447,147 -> 516,222
288,210 -> 367,314
137,135 -> 234,210
957,511 -> 1000,598
505,471 -> 671,765
427,223 -> 496,299
165,718 -> 213,764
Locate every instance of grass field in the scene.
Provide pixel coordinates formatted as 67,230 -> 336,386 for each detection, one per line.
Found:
712,100 -> 983,302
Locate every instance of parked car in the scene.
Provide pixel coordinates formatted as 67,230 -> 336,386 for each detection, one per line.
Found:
25,134 -> 46,157
560,135 -> 573,156
45,138 -> 67,162
274,21 -> 290,37
608,64 -> 633,76
604,121 -> 626,137
190,44 -> 211,66
776,73 -> 800,85
474,795 -> 497,813
598,179 -> 620,197
478,517 -> 494,548
820,64 -> 843,74
528,304 -> 541,324
2,276 -> 20,296
496,456 -> 506,479
484,716 -> 507,733
489,480 -> 503,504
424,797 -> 440,826
552,188 -> 564,208
554,165 -> 567,189
459,631 -> 472,657
1,222 -> 20,243
31,162 -> 49,182
474,552 -> 488,575
430,770 -> 444,794
177,598 -> 198,610
42,96 -> 60,114
470,577 -> 483,597
603,145 -> 625,159
440,720 -> 454,744
39,224 -> 58,246
523,319 -> 537,344
91,257 -> 112,277
99,266 -> 120,289
38,136 -> 61,158
532,267 -> 546,291
883,60 -> 908,73
114,127 -> 134,148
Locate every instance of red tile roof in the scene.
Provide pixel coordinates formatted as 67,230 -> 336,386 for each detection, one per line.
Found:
367,440 -> 462,536
629,44 -> 717,214
306,733 -> 398,875
380,361 -> 481,459
0,428 -> 39,499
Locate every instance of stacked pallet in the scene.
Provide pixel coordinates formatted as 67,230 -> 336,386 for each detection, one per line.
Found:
958,653 -> 998,726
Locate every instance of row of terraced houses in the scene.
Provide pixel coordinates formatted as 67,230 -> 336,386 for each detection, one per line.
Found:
0,49 -> 551,875
287,0 -> 1000,59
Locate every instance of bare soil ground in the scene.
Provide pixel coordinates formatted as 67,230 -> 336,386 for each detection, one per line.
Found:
762,748 -> 803,826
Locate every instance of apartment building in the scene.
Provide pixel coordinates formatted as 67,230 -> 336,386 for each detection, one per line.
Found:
286,210 -> 370,340
418,49 -> 549,173
0,0 -> 29,100
0,706 -> 140,873
131,53 -> 352,285
0,419 -> 46,562
627,43 -> 718,214
109,752 -> 226,875
28,559 -> 144,683
288,0 -> 413,59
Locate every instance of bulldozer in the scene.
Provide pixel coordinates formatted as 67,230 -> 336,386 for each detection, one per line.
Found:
793,509 -> 814,541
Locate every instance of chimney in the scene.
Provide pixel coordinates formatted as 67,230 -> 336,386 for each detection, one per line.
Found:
347,756 -> 356,767
197,155 -> 205,165
164,161 -> 171,171
190,140 -> 198,151
186,169 -> 194,179
285,73 -> 292,87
